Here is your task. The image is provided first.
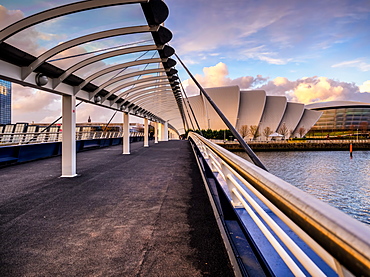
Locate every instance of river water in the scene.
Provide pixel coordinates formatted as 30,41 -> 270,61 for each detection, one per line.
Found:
235,150 -> 370,225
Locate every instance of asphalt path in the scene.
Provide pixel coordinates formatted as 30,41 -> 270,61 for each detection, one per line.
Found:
0,140 -> 234,276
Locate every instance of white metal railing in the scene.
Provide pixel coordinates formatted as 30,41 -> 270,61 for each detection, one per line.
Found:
0,131 -> 124,145
190,132 -> 370,276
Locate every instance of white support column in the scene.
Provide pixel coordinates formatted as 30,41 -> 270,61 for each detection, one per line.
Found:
144,118 -> 149,147
154,122 -> 158,144
158,122 -> 163,141
164,121 -> 168,141
123,112 -> 130,154
61,94 -> 77,177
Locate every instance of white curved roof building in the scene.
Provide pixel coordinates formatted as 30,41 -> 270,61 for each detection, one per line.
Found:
258,96 -> 287,135
186,85 -> 322,139
236,90 -> 266,130
277,102 -> 305,136
203,86 -> 240,130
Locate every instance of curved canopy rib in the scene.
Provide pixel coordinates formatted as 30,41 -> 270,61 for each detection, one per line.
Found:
0,0 -> 186,133
101,75 -> 169,102
125,88 -> 173,104
114,81 -> 170,101
91,68 -> 166,97
75,57 -> 165,93
53,44 -> 163,89
0,0 -> 148,42
22,25 -> 159,80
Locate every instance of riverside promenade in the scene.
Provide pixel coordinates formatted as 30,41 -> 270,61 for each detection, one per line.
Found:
0,140 -> 233,277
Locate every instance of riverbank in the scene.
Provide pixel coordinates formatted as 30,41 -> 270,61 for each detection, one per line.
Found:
216,140 -> 370,152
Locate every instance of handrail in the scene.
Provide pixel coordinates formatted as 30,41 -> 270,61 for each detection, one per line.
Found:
189,132 -> 370,276
0,131 -> 130,145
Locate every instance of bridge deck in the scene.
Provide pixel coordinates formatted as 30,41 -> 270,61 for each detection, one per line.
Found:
0,140 -> 234,277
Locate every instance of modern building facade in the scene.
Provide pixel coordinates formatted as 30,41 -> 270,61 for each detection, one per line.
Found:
306,101 -> 370,132
0,79 -> 11,125
186,86 -> 322,140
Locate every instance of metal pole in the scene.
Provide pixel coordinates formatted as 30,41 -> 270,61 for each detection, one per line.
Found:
178,75 -> 202,134
175,53 -> 267,171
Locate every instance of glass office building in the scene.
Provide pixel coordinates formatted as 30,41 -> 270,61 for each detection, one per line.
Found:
0,79 -> 11,125
306,101 -> 370,131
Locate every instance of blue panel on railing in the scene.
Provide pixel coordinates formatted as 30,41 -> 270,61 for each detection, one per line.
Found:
17,143 -> 59,162
82,140 -> 100,149
76,141 -> 83,152
0,137 -> 125,166
99,139 -> 110,147
111,138 -> 122,145
0,145 -> 19,158
0,145 -> 19,164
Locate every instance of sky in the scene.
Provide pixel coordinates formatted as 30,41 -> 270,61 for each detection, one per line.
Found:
1,0 -> 370,124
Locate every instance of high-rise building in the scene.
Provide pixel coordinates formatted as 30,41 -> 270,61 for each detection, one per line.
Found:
0,79 -> 11,125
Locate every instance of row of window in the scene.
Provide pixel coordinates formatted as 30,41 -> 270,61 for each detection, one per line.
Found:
0,79 -> 11,125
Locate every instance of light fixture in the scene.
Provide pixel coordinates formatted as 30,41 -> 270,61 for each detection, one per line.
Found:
94,95 -> 101,103
35,73 -> 48,86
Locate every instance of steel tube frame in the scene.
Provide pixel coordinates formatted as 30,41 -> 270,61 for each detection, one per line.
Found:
104,76 -> 169,102
22,25 -> 158,80
114,81 -> 170,101
75,58 -> 165,93
91,68 -> 167,97
0,0 -> 147,42
54,44 -> 162,88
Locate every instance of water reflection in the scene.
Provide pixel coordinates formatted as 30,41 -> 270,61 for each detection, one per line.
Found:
235,151 -> 370,225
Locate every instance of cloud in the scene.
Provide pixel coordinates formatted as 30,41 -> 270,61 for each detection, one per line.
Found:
359,80 -> 370,93
332,59 -> 370,72
257,76 -> 370,104
182,62 -> 268,95
12,84 -> 61,123
0,5 -> 24,28
11,84 -> 144,124
183,63 -> 370,104
169,0 -> 370,63
0,5 -> 46,55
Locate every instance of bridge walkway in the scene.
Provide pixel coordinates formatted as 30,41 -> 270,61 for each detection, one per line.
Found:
0,140 -> 234,277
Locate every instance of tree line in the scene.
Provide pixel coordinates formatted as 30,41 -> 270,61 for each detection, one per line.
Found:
186,123 -> 307,140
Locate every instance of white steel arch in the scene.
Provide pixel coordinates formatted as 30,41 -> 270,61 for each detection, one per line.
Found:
102,75 -> 169,101
75,58 -> 165,93
53,44 -> 162,88
114,81 -> 170,101
22,25 -> 159,80
0,0 -> 149,42
91,68 -> 166,97
121,86 -> 172,102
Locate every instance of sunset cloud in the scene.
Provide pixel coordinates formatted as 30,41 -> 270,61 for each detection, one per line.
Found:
11,84 -> 135,124
0,5 -> 45,55
182,63 -> 370,104
359,81 -> 370,93
183,62 -> 268,96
